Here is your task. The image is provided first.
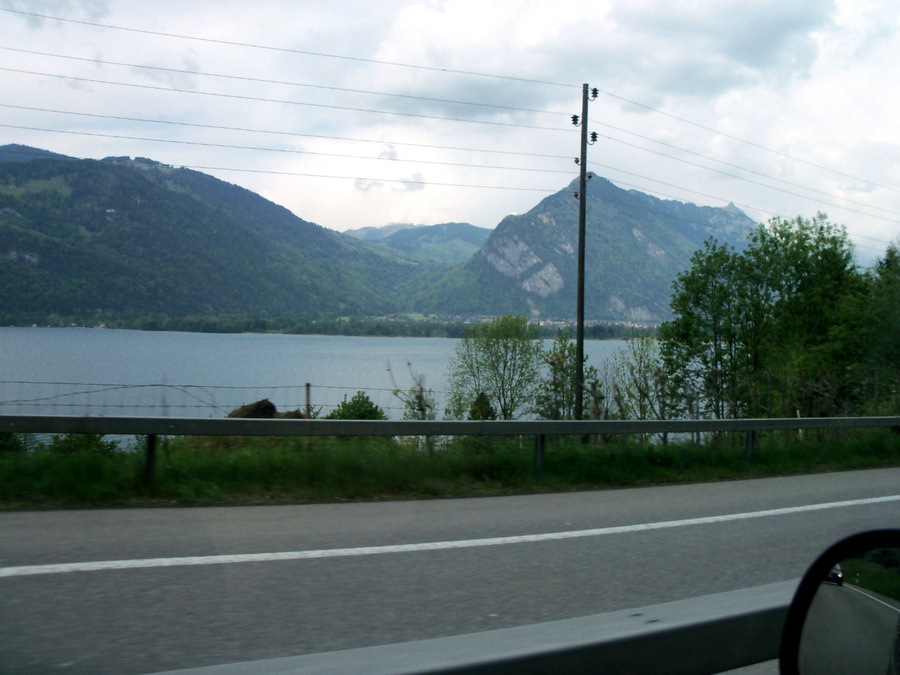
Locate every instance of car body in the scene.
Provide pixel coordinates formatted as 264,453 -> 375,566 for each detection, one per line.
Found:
824,563 -> 844,586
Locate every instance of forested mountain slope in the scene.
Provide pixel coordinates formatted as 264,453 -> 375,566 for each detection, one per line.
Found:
0,149 -> 425,323
412,176 -> 756,322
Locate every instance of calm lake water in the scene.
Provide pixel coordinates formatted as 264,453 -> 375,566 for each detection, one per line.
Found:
0,328 -> 624,419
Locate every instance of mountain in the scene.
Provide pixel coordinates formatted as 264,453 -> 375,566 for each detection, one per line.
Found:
0,144 -> 75,163
343,222 -> 419,241
380,222 -> 491,265
344,222 -> 491,266
411,176 -> 755,322
0,147 -> 426,323
0,145 -> 758,327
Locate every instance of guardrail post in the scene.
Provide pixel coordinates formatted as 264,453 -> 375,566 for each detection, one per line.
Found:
534,434 -> 545,471
145,433 -> 157,485
745,430 -> 755,461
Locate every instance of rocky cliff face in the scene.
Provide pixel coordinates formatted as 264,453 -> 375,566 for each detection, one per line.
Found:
415,176 -> 756,322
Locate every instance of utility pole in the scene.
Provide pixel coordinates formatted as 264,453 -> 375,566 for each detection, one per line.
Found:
573,84 -> 598,420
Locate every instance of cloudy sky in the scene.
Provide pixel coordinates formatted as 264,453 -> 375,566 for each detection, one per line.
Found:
1,0 -> 898,262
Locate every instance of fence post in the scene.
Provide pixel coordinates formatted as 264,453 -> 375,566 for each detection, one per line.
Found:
306,383 -> 312,419
145,433 -> 157,485
534,434 -> 545,471
745,430 -> 755,461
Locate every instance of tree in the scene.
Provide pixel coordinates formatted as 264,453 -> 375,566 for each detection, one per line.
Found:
660,214 -> 865,420
854,243 -> 900,411
745,214 -> 862,417
535,331 -> 600,419
389,363 -> 437,421
660,239 -> 745,420
326,391 -> 387,420
445,315 -> 544,420
468,392 -> 497,420
609,337 -> 667,422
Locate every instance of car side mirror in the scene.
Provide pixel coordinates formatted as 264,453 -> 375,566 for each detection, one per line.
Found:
780,530 -> 900,675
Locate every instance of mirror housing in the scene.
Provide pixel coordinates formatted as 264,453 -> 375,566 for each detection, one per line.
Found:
780,529 -> 900,675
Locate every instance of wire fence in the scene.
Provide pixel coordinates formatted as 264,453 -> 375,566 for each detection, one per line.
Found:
0,380 -> 439,419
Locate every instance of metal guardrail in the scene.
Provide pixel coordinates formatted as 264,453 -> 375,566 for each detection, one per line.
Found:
3,413 -> 899,437
3,414 -> 899,484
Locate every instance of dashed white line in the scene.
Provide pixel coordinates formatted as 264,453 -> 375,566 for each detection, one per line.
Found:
2,495 -> 898,579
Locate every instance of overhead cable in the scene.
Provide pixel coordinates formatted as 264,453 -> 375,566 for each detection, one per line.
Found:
1,66 -> 573,133
0,7 -> 576,90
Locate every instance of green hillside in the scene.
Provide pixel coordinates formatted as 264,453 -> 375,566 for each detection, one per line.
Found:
0,145 -> 758,328
379,222 -> 491,265
412,177 -> 755,322
0,149 -> 426,324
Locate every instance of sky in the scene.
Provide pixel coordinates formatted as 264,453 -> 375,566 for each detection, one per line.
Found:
1,0 -> 898,263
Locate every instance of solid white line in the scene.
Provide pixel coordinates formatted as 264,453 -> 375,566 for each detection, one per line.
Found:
847,585 -> 900,613
2,495 -> 899,579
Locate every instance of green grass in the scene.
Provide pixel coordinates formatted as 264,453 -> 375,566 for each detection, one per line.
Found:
842,555 -> 900,601
1,429 -> 899,508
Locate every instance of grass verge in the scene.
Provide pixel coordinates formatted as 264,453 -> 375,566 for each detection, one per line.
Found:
1,429 -> 899,508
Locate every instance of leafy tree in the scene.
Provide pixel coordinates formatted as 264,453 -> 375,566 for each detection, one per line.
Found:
855,243 -> 900,411
745,214 -> 862,416
608,338 -> 668,422
399,384 -> 437,421
445,315 -> 543,420
660,239 -> 745,419
660,214 -> 865,419
468,392 -> 497,420
326,391 -> 387,420
534,331 -> 600,419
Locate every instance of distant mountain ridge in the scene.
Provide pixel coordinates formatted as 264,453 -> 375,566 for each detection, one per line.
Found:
343,222 -> 491,266
0,146 -> 428,323
0,144 -> 76,163
0,145 -> 756,326
343,222 -> 420,241
411,176 -> 755,322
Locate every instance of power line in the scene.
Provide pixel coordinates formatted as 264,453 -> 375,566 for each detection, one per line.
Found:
7,103 -> 894,233
3,6 -> 891,199
174,164 -> 561,193
3,116 -> 892,249
0,46 -> 573,120
591,166 -> 892,254
0,104 -> 572,161
3,139 -> 889,255
0,143 -> 562,191
0,123 -> 575,176
8,57 -> 887,222
1,67 -> 574,133
590,89 -> 900,196
589,156 -> 899,226
591,124 -> 900,220
0,7 -> 577,90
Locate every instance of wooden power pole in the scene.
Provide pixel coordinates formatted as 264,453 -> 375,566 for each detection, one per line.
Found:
573,84 -> 597,420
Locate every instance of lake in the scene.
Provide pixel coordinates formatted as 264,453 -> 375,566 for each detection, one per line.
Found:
0,328 -> 625,419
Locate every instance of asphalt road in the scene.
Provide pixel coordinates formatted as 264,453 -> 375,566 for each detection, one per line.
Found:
799,582 -> 900,673
2,468 -> 899,675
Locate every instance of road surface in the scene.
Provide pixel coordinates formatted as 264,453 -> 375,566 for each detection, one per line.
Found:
2,468 -> 899,674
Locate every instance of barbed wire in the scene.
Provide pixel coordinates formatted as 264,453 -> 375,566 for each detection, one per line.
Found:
0,380 -> 446,418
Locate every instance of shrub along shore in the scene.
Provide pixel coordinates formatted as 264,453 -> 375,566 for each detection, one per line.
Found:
1,429 -> 898,508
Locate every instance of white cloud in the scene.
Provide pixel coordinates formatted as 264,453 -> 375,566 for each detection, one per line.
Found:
0,0 -> 897,261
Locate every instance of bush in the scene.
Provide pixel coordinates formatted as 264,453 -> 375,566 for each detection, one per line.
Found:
326,391 -> 387,420
0,433 -> 24,453
48,433 -> 120,455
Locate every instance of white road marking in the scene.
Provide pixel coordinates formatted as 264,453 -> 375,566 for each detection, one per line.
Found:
2,495 -> 898,579
848,585 -> 900,613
